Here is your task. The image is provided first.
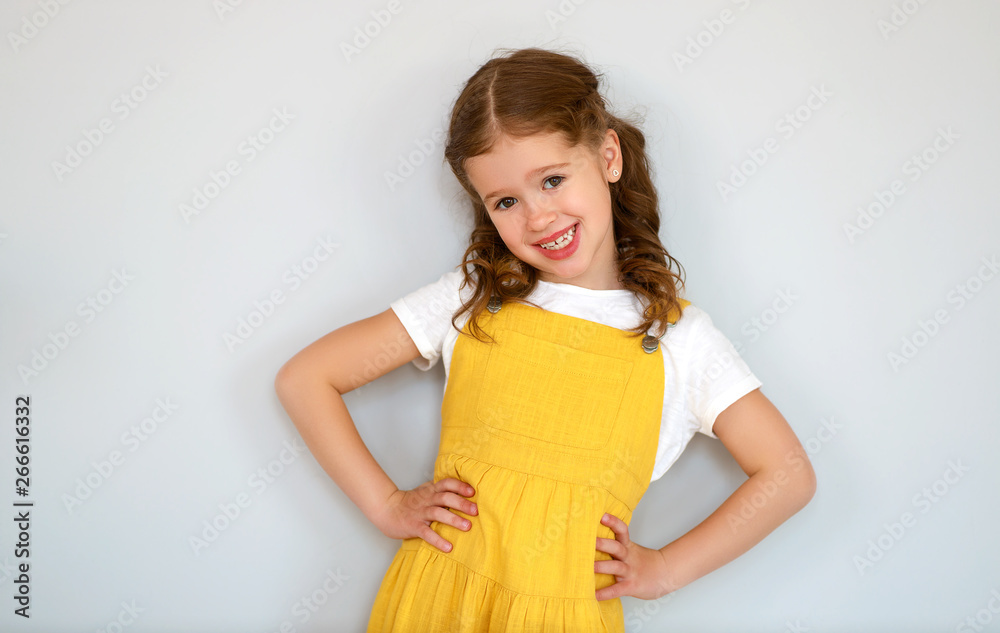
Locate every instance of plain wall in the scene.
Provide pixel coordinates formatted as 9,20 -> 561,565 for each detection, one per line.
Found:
1,1 -> 998,631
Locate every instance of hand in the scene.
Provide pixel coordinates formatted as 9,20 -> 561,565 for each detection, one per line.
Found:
375,477 -> 478,553
594,513 -> 673,601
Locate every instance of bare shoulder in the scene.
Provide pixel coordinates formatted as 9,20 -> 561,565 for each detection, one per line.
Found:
275,308 -> 421,395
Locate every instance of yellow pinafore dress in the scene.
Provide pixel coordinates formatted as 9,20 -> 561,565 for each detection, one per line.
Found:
368,298 -> 687,632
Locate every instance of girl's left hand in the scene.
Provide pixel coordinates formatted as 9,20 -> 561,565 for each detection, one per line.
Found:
594,513 -> 673,601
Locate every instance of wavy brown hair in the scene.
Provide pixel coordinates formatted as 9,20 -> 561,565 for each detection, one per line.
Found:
444,47 -> 686,342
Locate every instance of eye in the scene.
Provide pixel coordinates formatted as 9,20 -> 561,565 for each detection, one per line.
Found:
495,197 -> 516,211
543,176 -> 564,189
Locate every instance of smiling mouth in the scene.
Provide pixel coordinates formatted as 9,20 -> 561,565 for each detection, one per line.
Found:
536,224 -> 577,250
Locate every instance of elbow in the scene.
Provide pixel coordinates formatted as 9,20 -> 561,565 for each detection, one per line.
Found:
777,445 -> 816,512
794,455 -> 817,511
274,359 -> 342,401
274,360 -> 301,401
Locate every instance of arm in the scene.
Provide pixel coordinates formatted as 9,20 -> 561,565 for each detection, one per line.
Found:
655,388 -> 816,592
273,308 -> 477,550
595,388 -> 816,599
274,308 -> 419,525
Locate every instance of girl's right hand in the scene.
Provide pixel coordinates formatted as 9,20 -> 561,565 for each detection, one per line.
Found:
375,478 -> 478,553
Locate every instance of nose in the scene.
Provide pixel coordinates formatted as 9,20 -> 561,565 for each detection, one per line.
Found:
522,195 -> 557,232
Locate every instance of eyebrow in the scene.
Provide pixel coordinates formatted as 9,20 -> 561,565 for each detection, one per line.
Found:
482,162 -> 571,203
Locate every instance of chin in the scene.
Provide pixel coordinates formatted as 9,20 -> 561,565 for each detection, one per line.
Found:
540,264 -> 587,283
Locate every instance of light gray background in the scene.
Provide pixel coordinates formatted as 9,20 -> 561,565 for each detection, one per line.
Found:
2,1 -> 998,631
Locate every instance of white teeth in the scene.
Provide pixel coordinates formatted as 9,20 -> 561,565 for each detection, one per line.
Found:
538,225 -> 576,250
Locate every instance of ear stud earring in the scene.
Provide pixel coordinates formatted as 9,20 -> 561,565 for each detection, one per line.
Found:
612,169 -> 620,177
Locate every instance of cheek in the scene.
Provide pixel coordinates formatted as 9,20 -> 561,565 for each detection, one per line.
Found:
491,217 -> 523,248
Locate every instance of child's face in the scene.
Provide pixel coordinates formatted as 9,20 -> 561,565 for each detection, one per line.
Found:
464,130 -> 623,290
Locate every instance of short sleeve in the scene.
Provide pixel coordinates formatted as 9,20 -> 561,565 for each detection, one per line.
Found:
682,307 -> 763,438
389,270 -> 467,371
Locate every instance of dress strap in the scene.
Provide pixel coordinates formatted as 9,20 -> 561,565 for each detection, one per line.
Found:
642,298 -> 691,353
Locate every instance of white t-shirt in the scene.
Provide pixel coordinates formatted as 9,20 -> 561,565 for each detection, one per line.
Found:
389,270 -> 762,483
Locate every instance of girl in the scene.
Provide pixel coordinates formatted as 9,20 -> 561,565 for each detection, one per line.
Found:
275,47 -> 816,632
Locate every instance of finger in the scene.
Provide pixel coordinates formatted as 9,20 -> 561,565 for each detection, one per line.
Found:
595,581 -> 623,602
594,558 -> 628,578
440,491 -> 478,516
601,513 -> 630,546
431,506 -> 473,531
437,477 -> 476,497
419,525 -> 455,553
595,537 -> 627,559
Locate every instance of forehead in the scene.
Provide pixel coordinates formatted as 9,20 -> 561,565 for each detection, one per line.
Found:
465,131 -> 592,194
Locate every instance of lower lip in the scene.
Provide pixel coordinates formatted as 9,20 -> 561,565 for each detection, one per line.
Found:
533,223 -> 580,260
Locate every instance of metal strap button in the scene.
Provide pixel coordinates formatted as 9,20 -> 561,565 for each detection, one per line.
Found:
641,335 -> 659,353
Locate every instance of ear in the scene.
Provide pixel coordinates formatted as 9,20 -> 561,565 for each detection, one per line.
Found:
601,128 -> 623,182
